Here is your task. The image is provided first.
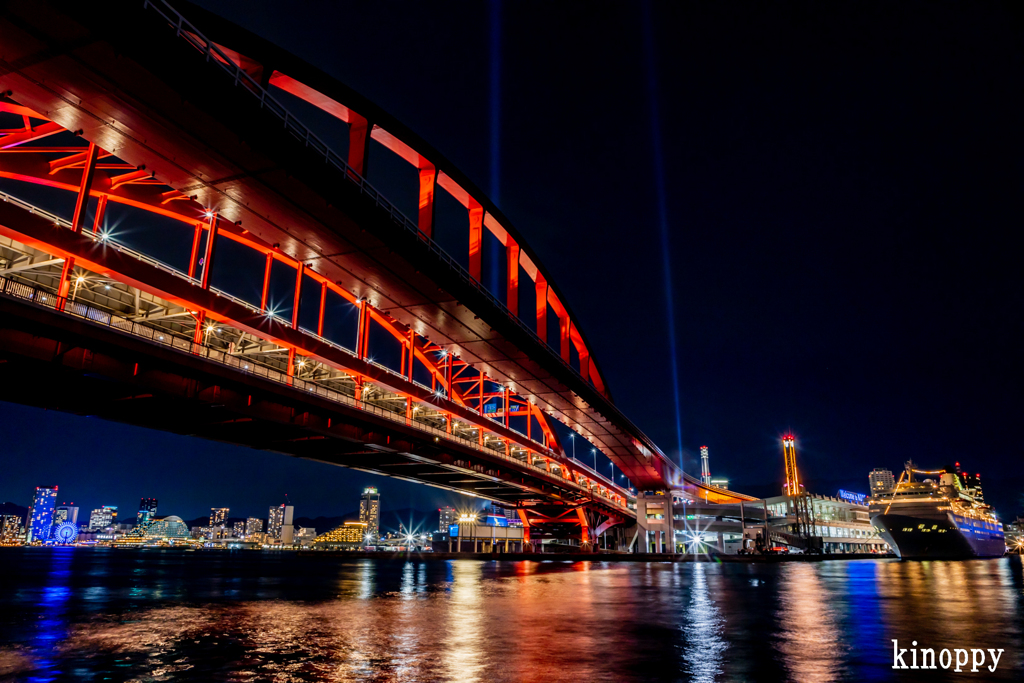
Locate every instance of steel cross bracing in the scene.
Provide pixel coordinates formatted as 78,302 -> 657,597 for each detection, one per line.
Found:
0,0 -> 754,503
0,187 -> 632,516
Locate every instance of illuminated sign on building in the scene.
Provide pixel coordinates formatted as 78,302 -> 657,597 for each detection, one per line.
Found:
837,490 -> 868,505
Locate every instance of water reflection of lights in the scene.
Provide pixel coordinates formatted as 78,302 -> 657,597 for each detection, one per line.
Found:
776,563 -> 844,683
876,557 -> 1024,674
683,562 -> 727,683
442,561 -> 486,683
27,548 -> 74,683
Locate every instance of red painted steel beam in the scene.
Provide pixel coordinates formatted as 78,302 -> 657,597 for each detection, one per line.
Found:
70,143 -> 100,233
0,203 -> 590,471
535,274 -> 548,342
418,166 -> 436,238
506,239 -> 519,316
0,121 -> 63,149
468,198 -> 483,283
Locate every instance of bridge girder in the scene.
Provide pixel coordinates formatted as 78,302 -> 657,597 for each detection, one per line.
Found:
0,0 -> 756,503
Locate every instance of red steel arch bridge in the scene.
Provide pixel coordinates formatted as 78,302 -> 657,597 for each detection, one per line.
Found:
0,0 -> 752,547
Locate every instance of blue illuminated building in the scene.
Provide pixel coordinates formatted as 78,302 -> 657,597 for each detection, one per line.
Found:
28,486 -> 58,543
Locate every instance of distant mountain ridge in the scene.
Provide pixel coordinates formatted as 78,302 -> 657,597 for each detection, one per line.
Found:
0,502 -> 28,521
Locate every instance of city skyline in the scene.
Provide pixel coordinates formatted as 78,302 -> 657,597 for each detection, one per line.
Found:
1,0 -> 1021,519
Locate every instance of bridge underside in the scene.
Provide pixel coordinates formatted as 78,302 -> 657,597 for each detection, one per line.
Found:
0,0 -> 756,518
0,284 -> 626,539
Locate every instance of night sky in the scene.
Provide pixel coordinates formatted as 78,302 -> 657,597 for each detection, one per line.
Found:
2,1 -> 1022,521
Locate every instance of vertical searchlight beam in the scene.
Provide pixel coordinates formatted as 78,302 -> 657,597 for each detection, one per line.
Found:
489,0 -> 502,207
487,0 -> 503,296
641,0 -> 685,467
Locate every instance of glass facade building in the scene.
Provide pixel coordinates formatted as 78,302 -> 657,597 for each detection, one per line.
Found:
137,498 -> 158,524
88,505 -> 117,531
439,506 -> 457,532
27,486 -> 57,543
359,487 -> 380,539
209,507 -> 229,527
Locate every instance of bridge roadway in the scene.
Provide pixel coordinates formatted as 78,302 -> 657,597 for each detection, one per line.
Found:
0,0 -> 753,539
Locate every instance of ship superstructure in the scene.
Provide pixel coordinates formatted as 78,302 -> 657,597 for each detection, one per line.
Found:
869,462 -> 1004,559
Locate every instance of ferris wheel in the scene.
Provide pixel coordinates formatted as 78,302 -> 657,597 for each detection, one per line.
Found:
53,521 -> 78,545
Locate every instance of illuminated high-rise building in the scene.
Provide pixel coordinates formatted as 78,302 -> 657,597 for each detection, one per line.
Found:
700,446 -> 711,485
359,487 -> 380,539
88,505 -> 117,531
869,468 -> 895,494
27,486 -> 57,543
267,504 -> 293,539
268,505 -> 283,538
245,517 -> 263,535
782,435 -> 800,496
1,515 -> 22,544
53,505 -> 79,527
137,498 -> 158,525
438,506 -> 457,532
232,521 -> 245,537
210,507 -> 229,528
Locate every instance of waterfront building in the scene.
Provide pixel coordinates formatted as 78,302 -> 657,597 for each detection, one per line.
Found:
312,521 -> 367,549
294,527 -> 317,546
503,507 -> 524,526
709,477 -> 730,490
1005,517 -> 1024,554
190,526 -> 208,539
1,515 -> 22,544
137,498 -> 158,525
268,505 -> 283,538
118,516 -> 190,546
232,521 -> 245,537
438,506 -> 457,532
762,493 -> 889,554
485,505 -> 509,527
88,505 -> 117,531
210,507 -> 229,528
245,517 -> 263,535
359,487 -> 380,539
53,505 -> 79,528
869,468 -> 896,494
438,516 -> 526,553
268,504 -> 293,540
26,486 -> 57,544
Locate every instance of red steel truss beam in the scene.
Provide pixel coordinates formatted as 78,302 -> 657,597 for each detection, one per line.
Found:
0,121 -> 63,149
0,202 -> 610,480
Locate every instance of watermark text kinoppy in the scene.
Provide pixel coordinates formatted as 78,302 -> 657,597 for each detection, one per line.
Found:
893,640 -> 1004,673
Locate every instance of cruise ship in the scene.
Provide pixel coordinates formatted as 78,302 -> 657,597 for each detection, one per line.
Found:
869,464 -> 1004,559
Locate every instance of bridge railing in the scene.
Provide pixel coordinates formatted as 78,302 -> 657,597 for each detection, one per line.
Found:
138,1 -> 649,440
0,272 -> 628,510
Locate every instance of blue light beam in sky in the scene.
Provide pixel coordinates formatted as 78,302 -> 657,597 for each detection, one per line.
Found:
641,1 -> 685,469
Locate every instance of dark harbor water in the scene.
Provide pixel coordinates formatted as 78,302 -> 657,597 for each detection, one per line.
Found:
0,549 -> 1022,682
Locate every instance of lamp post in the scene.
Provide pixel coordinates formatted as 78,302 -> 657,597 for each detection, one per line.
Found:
592,448 -> 597,471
